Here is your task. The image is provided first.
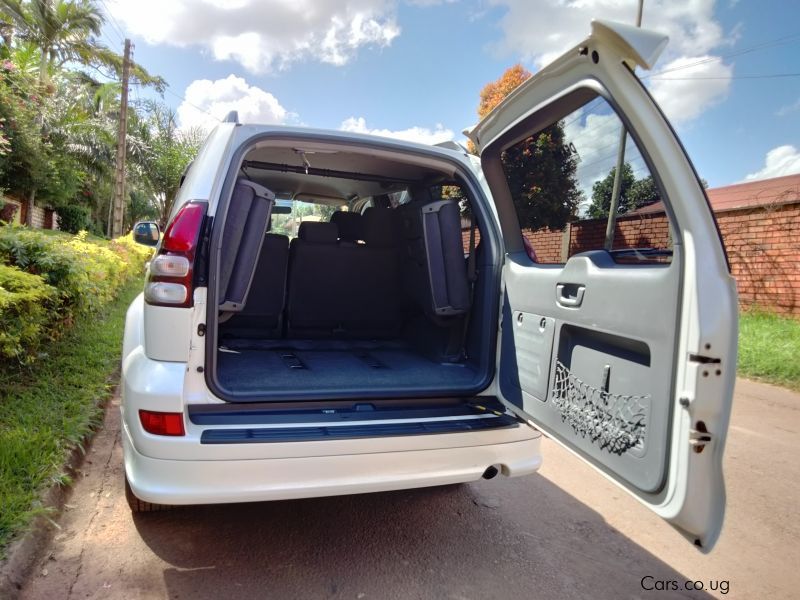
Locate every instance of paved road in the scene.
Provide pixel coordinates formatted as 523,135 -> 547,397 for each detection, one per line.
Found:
19,379 -> 799,599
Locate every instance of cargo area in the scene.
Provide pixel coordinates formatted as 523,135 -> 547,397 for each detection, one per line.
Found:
206,140 -> 498,402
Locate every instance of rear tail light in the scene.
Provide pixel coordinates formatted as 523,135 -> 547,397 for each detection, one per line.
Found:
144,201 -> 207,308
139,410 -> 186,436
144,281 -> 188,304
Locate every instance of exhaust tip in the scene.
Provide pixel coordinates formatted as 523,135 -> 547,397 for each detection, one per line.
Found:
482,465 -> 499,480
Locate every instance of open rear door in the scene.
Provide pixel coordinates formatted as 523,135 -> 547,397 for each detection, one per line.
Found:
470,20 -> 737,551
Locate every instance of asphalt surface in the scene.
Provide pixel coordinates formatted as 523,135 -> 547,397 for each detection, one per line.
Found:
19,379 -> 800,599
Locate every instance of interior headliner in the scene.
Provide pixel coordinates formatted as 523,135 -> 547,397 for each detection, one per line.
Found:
241,143 -> 458,202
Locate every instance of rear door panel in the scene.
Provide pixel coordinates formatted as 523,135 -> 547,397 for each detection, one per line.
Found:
501,250 -> 681,493
473,21 -> 737,550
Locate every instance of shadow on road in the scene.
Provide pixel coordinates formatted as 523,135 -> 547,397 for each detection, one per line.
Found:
133,476 -> 711,599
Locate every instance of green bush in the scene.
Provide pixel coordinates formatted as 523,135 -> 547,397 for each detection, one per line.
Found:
56,205 -> 91,234
0,226 -> 152,362
0,264 -> 57,361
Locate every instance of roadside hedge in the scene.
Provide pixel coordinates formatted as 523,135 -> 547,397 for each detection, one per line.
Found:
0,265 -> 57,360
0,226 -> 152,362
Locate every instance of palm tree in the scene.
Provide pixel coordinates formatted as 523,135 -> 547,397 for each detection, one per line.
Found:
0,0 -> 164,225
1,0 -> 103,85
0,0 -> 163,89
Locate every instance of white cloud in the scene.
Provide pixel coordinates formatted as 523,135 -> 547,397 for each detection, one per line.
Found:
406,0 -> 458,5
108,0 -> 400,73
776,97 -> 800,117
744,145 -> 800,182
564,109 -> 621,197
488,0 -> 726,67
647,55 -> 732,123
340,116 -> 454,144
562,105 -> 652,212
177,75 -> 292,132
487,0 -> 734,124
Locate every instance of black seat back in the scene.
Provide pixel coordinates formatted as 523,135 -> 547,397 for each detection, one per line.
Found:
397,191 -> 470,319
223,233 -> 289,338
337,208 -> 402,337
286,222 -> 344,336
330,211 -> 364,244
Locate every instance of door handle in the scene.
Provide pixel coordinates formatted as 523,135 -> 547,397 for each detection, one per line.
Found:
556,284 -> 585,307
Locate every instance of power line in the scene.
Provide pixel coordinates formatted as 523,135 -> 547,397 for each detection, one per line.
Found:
641,32 -> 800,79
651,73 -> 800,80
96,0 -> 127,44
163,84 -> 222,124
559,30 -> 800,132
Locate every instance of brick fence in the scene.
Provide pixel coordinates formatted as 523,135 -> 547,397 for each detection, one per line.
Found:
1,196 -> 59,230
464,200 -> 800,315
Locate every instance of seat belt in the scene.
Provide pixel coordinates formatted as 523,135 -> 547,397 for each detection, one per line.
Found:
459,210 -> 478,359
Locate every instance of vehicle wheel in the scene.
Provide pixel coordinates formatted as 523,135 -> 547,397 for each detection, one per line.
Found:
124,475 -> 170,513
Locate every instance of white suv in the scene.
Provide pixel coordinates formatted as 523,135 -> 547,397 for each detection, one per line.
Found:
122,20 -> 737,552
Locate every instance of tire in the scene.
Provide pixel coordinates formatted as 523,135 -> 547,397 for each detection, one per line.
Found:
124,475 -> 171,513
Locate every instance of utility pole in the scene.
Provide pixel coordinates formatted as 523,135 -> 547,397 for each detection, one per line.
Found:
604,0 -> 644,251
111,38 -> 131,238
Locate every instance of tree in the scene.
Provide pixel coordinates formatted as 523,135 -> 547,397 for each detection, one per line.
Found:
0,0 -> 163,89
0,54 -> 50,204
588,163 -> 660,219
126,188 -> 158,229
1,0 -> 99,86
629,175 -> 660,208
477,64 -> 531,120
473,65 -> 583,230
501,123 -> 583,230
0,0 -> 165,227
134,101 -> 203,225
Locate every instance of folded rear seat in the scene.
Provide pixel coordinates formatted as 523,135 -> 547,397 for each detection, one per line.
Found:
222,232 -> 289,338
397,190 -> 470,321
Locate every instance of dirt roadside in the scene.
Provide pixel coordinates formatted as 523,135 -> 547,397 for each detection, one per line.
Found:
12,379 -> 800,599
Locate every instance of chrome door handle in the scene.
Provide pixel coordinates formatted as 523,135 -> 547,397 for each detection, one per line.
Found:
556,284 -> 585,307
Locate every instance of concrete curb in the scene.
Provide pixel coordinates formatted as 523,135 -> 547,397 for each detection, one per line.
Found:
0,392 -> 115,599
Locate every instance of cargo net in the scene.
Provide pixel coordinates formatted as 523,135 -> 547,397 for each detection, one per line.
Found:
550,361 -> 648,455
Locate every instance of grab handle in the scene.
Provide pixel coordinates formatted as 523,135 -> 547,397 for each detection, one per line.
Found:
556,284 -> 585,308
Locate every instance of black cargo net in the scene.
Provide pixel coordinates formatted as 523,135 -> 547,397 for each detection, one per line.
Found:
550,361 -> 648,455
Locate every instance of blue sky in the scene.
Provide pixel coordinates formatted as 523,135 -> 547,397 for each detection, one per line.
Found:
103,0 -> 800,188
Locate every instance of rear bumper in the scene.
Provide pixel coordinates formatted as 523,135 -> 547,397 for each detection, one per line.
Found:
122,420 -> 541,505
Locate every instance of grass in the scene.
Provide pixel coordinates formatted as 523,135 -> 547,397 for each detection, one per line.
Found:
738,310 -> 800,391
0,277 -> 143,556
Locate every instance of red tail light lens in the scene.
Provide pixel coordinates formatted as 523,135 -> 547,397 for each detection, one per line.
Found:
145,201 -> 207,308
139,410 -> 186,436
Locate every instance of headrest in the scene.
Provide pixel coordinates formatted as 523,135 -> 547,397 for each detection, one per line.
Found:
362,208 -> 399,247
298,221 -> 339,244
330,211 -> 363,242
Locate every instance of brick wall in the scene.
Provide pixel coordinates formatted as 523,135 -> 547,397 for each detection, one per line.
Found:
570,213 -> 671,256
2,196 -> 59,230
463,201 -> 800,314
29,204 -> 47,228
525,227 -> 563,263
717,203 -> 799,314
